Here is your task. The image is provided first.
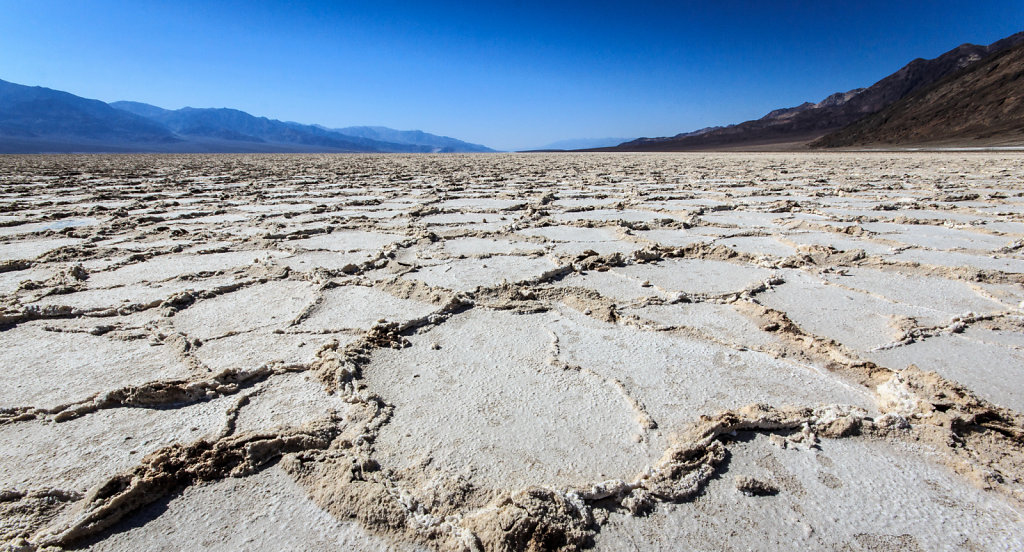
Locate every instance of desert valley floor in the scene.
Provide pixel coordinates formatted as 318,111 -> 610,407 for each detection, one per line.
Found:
1,153 -> 1023,551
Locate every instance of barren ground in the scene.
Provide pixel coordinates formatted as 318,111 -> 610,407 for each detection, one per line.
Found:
1,153 -> 1023,551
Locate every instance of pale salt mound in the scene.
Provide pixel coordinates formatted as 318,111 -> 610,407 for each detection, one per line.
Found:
714,236 -> 797,257
0,268 -> 53,295
31,278 -> 238,311
232,372 -> 364,436
867,334 -> 1024,412
172,280 -> 317,341
237,203 -> 312,214
86,251 -> 285,287
277,250 -> 379,272
297,285 -> 437,331
441,237 -> 543,257
757,270 -> 943,352
194,330 -> 357,373
887,209 -> 982,223
0,237 -> 83,261
401,255 -> 559,291
635,228 -> 711,247
365,308 -> 659,492
435,198 -> 526,210
641,198 -> 729,210
780,231 -> 894,256
549,239 -> 642,257
553,209 -> 668,223
961,325 -> 1024,348
0,322 -> 192,410
517,225 -> 624,243
553,198 -> 619,208
622,302 -> 781,348
170,213 -> 251,225
553,270 -> 671,303
104,239 -> 192,252
288,230 -> 405,252
84,465 -> 406,552
613,258 -> 774,296
862,222 -> 1012,251
700,211 -> 787,229
891,248 -> 1024,273
0,217 -> 100,237
549,308 -> 874,432
981,221 -> 1024,234
0,394 -> 235,492
441,220 -> 511,233
594,434 -> 1024,551
819,267 -> 1006,316
418,212 -> 492,225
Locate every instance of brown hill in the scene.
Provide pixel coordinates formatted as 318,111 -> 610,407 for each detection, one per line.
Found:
812,41 -> 1024,148
601,31 -> 1024,152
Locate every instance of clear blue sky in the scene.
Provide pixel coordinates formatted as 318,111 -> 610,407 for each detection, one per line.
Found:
1,1 -> 1022,150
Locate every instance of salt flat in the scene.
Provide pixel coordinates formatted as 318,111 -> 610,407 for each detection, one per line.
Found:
1,153 -> 1023,551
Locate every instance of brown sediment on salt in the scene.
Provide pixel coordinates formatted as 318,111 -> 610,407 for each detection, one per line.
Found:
0,364 -> 303,425
877,366 -> 1024,502
305,292 -> 472,395
273,403 -> 892,551
738,300 -> 1024,501
31,414 -> 358,548
0,489 -> 83,546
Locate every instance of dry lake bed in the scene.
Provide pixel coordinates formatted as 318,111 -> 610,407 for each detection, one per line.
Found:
1,152 -> 1023,551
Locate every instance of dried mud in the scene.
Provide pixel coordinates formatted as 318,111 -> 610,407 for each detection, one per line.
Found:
1,153 -> 1023,551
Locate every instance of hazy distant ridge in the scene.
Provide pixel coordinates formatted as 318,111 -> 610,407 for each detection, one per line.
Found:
525,137 -> 634,151
330,126 -> 493,153
0,81 -> 495,153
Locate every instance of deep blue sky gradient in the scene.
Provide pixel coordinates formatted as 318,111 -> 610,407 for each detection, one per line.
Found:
1,1 -> 1022,149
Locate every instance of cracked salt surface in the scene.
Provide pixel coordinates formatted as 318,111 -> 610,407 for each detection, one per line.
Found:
367,308 -> 658,492
1,153 -> 1023,551
595,434 -> 1024,551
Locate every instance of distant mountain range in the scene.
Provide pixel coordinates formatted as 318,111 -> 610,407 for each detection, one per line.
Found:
600,31 -> 1024,151
327,126 -> 493,153
523,137 -> 634,151
0,82 -> 495,153
5,30 -> 1022,155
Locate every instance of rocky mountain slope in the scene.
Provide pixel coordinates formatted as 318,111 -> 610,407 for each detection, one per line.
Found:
604,31 -> 1024,151
813,41 -> 1024,147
